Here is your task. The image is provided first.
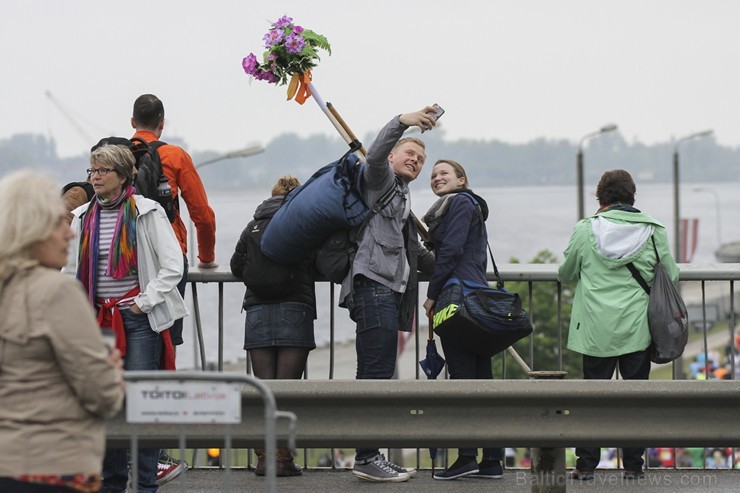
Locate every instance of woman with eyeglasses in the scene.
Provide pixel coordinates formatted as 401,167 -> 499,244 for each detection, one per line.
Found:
66,144 -> 187,493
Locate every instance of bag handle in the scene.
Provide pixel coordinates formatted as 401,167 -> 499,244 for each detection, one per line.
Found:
472,285 -> 524,317
458,192 -> 503,289
625,235 -> 658,295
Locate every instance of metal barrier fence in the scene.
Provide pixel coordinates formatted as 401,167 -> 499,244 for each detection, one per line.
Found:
118,370 -> 296,493
187,263 -> 740,380
107,264 -> 740,473
107,379 -> 740,449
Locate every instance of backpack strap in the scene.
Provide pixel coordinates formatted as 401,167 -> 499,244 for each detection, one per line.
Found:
625,235 -> 658,295
349,177 -> 398,243
149,140 -> 167,151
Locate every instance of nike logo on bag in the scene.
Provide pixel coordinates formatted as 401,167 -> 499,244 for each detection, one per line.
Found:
433,304 -> 459,327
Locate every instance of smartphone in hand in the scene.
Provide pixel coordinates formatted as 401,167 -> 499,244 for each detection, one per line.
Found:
431,103 -> 445,121
424,103 -> 445,130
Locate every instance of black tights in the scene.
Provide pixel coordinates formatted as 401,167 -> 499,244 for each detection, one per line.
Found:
249,347 -> 310,379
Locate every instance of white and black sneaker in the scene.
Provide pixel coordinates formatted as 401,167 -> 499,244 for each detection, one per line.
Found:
352,454 -> 411,482
386,459 -> 417,478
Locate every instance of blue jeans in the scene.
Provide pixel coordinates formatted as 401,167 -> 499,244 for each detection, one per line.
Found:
102,309 -> 162,493
441,337 -> 503,461
347,276 -> 402,462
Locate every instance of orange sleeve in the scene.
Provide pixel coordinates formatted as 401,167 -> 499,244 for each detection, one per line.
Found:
161,146 -> 217,264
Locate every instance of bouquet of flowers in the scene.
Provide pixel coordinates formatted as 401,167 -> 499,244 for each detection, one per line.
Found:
242,16 -> 331,104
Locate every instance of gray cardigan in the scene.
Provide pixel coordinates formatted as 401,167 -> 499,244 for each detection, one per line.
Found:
340,115 -> 435,331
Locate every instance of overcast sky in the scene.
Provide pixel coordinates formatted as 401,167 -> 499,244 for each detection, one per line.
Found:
2,0 -> 738,158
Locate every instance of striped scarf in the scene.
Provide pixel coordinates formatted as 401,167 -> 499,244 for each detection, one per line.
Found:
78,186 -> 138,303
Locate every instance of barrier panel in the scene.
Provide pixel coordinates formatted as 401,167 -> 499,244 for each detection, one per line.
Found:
121,371 -> 296,493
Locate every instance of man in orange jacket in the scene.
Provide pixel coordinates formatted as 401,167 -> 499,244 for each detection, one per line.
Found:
131,93 -> 217,486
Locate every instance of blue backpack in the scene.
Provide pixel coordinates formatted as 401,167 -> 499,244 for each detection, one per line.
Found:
261,150 -> 371,264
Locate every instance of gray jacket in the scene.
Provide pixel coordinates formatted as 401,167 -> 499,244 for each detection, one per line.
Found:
340,115 -> 435,331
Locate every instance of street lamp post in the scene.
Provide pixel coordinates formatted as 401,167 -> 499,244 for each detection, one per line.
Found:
577,124 -> 618,220
189,144 -> 265,265
692,187 -> 721,247
673,130 -> 713,263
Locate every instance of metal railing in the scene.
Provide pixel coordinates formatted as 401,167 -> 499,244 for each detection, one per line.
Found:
107,379 -> 740,449
187,264 -> 740,379
115,370 -> 297,493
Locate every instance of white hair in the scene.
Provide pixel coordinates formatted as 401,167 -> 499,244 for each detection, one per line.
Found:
0,170 -> 66,279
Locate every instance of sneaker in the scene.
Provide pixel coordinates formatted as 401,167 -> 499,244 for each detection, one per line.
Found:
470,459 -> 503,479
385,460 -> 417,478
433,456 -> 479,480
623,469 -> 645,479
352,454 -> 411,482
568,468 -> 595,480
156,451 -> 188,486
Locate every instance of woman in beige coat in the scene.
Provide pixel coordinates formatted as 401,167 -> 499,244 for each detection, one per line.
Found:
0,171 -> 125,493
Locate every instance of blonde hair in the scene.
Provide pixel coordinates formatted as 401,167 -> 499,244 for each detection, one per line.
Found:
0,170 -> 66,279
90,144 -> 136,188
392,137 -> 425,151
271,175 -> 301,196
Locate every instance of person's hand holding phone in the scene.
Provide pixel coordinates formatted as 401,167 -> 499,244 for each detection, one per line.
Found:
400,104 -> 445,132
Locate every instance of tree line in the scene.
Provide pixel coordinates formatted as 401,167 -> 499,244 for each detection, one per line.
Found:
1,130 -> 737,192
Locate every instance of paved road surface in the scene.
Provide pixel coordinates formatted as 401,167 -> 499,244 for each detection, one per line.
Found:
159,468 -> 737,492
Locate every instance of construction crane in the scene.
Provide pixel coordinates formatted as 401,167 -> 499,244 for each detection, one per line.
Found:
45,90 -> 109,151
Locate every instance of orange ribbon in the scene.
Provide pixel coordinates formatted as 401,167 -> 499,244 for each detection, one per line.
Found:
286,71 -> 312,105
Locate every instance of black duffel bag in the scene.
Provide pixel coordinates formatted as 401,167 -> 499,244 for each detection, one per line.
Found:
433,277 -> 533,357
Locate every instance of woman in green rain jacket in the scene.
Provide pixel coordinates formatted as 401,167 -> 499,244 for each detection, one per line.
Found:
558,169 -> 679,480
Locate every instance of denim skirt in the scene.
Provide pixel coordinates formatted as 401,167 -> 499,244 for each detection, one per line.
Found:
243,302 -> 316,350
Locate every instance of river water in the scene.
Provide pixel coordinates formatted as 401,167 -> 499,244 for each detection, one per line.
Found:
177,181 -> 740,368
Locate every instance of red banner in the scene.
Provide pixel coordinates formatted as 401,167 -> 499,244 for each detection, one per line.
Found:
680,218 -> 699,263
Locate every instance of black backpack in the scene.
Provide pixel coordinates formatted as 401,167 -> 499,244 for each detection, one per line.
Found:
238,213 -> 302,298
91,136 -> 176,222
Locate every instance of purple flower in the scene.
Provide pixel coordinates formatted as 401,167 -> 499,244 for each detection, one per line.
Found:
263,29 -> 284,48
284,33 -> 305,54
242,17 -> 330,88
272,16 -> 293,29
242,53 -> 259,76
256,69 -> 279,84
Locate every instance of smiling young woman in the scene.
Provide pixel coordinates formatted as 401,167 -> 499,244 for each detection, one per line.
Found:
422,159 -> 506,481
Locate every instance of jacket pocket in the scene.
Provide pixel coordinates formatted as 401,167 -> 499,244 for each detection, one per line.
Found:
369,233 -> 403,280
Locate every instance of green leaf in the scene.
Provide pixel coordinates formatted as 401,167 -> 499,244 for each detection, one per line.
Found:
302,29 -> 332,55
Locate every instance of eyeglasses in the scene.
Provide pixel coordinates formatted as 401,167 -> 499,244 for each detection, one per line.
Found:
86,167 -> 115,176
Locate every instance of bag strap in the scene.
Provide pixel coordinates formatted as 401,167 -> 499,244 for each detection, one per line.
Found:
458,192 -> 503,289
289,141 -> 363,205
626,262 -> 650,295
349,176 -> 398,242
625,235 -> 658,295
